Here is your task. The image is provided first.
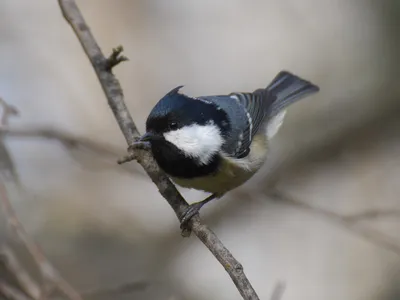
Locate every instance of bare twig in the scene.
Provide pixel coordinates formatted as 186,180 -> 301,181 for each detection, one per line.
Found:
0,181 -> 82,300
57,1 -> 260,299
0,280 -> 32,300
0,97 -> 82,300
0,245 -> 41,299
58,2 -> 138,145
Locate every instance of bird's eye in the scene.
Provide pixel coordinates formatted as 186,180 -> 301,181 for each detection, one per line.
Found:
169,122 -> 178,130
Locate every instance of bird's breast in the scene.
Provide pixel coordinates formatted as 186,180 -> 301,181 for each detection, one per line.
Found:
171,132 -> 268,194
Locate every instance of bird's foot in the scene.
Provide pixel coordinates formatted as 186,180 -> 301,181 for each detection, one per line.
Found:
179,193 -> 218,230
180,202 -> 206,229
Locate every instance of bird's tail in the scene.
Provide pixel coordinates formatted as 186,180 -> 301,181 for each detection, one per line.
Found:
266,71 -> 319,117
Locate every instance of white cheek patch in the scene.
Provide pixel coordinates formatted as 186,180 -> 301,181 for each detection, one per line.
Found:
267,110 -> 286,139
164,123 -> 223,165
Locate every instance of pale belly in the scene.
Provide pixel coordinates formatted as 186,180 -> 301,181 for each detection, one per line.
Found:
171,133 -> 268,194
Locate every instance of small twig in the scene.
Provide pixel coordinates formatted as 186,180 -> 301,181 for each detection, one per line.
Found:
58,1 -> 260,299
0,245 -> 41,300
117,143 -> 150,164
0,181 -> 82,300
105,46 -> 129,71
0,98 -> 81,299
0,280 -> 33,300
117,153 -> 136,164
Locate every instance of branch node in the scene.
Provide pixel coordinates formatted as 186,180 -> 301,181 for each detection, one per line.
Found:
234,262 -> 244,272
118,142 -> 152,164
117,153 -> 135,164
105,45 -> 129,70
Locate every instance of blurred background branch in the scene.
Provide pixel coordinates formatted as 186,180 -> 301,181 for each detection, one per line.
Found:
0,97 -> 82,300
0,125 -> 147,178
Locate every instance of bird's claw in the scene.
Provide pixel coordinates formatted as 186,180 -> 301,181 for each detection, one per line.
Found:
179,193 -> 219,232
131,141 -> 151,151
179,202 -> 204,230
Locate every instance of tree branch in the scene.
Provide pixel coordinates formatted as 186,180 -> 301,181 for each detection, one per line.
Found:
0,98 -> 82,300
0,180 -> 82,300
0,245 -> 41,300
57,1 -> 260,299
0,280 -> 33,300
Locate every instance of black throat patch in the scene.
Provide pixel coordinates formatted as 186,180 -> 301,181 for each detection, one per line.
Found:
150,138 -> 221,178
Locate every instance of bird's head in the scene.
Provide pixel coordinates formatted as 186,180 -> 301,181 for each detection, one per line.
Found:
138,86 -> 230,178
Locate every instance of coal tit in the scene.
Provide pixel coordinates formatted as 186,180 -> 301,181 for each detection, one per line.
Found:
138,71 -> 319,225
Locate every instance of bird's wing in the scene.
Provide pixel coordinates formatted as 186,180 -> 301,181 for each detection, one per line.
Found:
200,94 -> 264,158
228,90 -> 272,156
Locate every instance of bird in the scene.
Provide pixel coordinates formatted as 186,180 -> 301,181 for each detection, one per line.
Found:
137,71 -> 319,226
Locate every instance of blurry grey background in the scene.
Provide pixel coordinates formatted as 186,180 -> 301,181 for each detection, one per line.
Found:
1,0 -> 400,299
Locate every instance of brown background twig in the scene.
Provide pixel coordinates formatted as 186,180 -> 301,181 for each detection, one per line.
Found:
0,245 -> 41,299
0,280 -> 32,300
0,98 -> 83,300
0,181 -> 82,300
57,0 -> 262,299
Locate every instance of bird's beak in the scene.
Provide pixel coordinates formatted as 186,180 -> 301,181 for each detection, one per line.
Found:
137,132 -> 155,142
